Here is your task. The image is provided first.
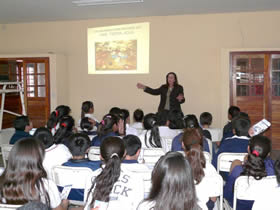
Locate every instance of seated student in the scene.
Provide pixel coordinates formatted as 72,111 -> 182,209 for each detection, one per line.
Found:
62,133 -> 101,201
167,109 -> 185,130
199,112 -> 212,140
0,138 -> 68,209
84,137 -> 144,210
222,106 -> 240,139
121,108 -> 138,136
212,115 -> 251,174
33,127 -> 72,179
171,114 -> 210,153
137,152 -> 201,210
138,113 -> 162,148
53,115 -> 75,148
182,128 -> 220,210
47,105 -> 71,135
91,114 -> 119,147
156,109 -> 179,138
80,117 -> 97,136
79,101 -> 99,131
130,108 -> 144,130
252,158 -> 280,210
9,116 -> 32,144
224,135 -> 275,210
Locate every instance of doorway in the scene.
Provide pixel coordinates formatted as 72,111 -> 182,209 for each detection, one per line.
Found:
230,52 -> 280,149
0,57 -> 50,128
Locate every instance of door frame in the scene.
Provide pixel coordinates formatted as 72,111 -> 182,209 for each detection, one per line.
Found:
0,54 -> 60,112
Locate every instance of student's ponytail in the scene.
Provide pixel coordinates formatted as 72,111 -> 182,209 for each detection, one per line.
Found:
143,113 -> 161,148
97,114 -> 118,137
87,137 -> 125,207
53,116 -> 74,144
47,110 -> 58,129
241,135 -> 271,180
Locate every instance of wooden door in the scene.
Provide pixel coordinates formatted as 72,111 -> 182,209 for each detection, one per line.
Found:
23,58 -> 50,128
231,52 -> 280,150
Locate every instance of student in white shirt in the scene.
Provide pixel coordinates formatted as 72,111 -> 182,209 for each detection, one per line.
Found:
0,138 -> 68,210
138,113 -> 162,148
84,136 -> 144,210
130,109 -> 144,130
121,108 -> 138,136
78,101 -> 99,131
182,128 -> 219,210
137,152 -> 201,210
33,127 -> 72,179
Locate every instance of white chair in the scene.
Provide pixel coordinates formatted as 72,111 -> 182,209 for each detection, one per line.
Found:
88,146 -> 100,161
160,137 -> 173,153
206,128 -> 222,142
217,152 -> 247,174
140,148 -> 165,169
205,138 -> 212,158
233,175 -> 278,210
51,165 -> 93,206
1,144 -> 13,167
0,204 -> 22,209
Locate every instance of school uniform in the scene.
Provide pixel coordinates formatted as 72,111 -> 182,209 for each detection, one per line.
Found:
170,132 -> 210,153
9,130 -> 31,144
84,166 -> 145,210
43,144 -> 72,179
224,158 -> 275,210
91,132 -> 118,146
78,113 -> 99,132
130,122 -> 143,130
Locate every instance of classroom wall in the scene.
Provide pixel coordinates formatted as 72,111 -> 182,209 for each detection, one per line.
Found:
1,11 -> 280,128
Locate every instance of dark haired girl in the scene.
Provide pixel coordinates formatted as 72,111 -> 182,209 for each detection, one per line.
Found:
182,128 -> 220,210
79,101 -> 98,131
0,138 -> 68,209
224,135 -> 275,210
91,114 -> 119,146
53,115 -> 75,147
47,105 -> 71,134
137,152 -> 201,210
137,72 -> 185,112
84,137 -> 144,210
139,113 -> 161,148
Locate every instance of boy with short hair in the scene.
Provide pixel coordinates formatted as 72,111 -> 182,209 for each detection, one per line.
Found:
9,116 -> 32,144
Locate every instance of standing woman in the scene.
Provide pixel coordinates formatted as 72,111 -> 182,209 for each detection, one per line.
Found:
137,72 -> 185,112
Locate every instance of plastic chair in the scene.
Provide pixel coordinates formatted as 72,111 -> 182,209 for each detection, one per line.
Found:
160,137 -> 173,153
88,146 -> 100,161
217,152 -> 247,173
0,204 -> 22,209
51,165 -> 93,206
233,175 -> 278,210
140,147 -> 164,169
1,144 -> 13,167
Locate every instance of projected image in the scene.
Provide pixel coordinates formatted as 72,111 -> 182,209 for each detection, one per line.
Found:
95,40 -> 137,71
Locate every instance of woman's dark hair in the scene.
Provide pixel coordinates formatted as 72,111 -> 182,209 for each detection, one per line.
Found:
199,112 -> 213,126
165,72 -> 178,87
33,127 -> 54,149
241,135 -> 272,180
183,114 -> 199,129
143,113 -> 161,148
274,159 -> 280,184
47,105 -> 71,129
53,115 -> 74,144
14,116 -> 30,131
168,109 -> 184,129
68,133 -> 91,157
0,138 -> 50,205
146,152 -> 200,210
80,117 -> 93,133
133,109 -> 144,122
87,137 -> 125,207
182,128 -> 206,184
97,114 -> 118,137
81,101 -> 94,119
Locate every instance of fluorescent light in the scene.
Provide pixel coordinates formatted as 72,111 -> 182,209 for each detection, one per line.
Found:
72,0 -> 143,6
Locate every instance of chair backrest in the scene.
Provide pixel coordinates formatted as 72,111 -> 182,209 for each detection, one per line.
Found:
88,146 -> 100,161
51,165 -> 93,205
140,148 -> 164,168
205,138 -> 212,159
0,204 -> 22,209
233,175 -> 278,210
217,152 -> 247,173
203,151 -> 211,163
160,137 -> 173,153
1,144 -> 13,168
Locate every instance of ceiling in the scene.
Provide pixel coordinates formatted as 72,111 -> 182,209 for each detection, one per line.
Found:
1,0 -> 280,24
